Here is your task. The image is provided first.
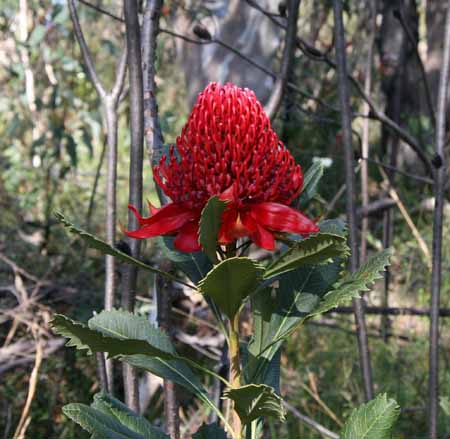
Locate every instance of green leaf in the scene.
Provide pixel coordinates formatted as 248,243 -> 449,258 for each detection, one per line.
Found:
91,393 -> 169,439
247,250 -> 390,382
63,403 -> 146,439
249,260 -> 342,361
298,161 -> 324,206
310,248 -> 392,317
199,196 -> 227,263
122,355 -> 233,435
264,232 -> 349,279
51,312 -> 176,360
157,236 -> 212,284
223,384 -> 286,425
198,257 -> 264,319
192,424 -> 228,439
55,212 -> 192,288
341,393 -> 400,439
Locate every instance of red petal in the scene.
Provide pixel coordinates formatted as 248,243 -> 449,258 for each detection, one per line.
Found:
125,203 -> 198,239
250,202 -> 319,235
218,209 -> 239,244
174,222 -> 201,252
147,199 -> 159,215
241,211 -> 275,250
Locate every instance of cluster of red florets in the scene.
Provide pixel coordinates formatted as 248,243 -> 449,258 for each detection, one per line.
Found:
154,82 -> 303,210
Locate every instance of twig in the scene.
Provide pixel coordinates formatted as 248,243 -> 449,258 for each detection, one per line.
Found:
428,1 -> 450,436
378,165 -> 432,270
360,0 -> 377,265
122,0 -> 144,412
77,0 -> 123,22
333,0 -> 374,401
246,0 -> 434,176
68,0 -> 128,395
264,0 -> 300,119
142,2 -> 180,437
282,401 -> 340,439
331,307 -> 450,317
12,337 -> 42,439
85,135 -> 107,232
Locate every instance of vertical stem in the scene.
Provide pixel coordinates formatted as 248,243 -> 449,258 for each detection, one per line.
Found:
104,99 -> 118,395
229,313 -> 242,438
142,1 -> 180,435
428,1 -> 450,436
122,0 -> 144,412
333,0 -> 374,401
360,0 -> 377,264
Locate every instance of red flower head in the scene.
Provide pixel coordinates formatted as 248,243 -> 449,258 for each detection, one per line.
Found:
125,82 -> 319,252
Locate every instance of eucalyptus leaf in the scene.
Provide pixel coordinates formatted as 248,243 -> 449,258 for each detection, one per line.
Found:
198,257 -> 264,319
341,393 -> 400,439
199,196 -> 227,263
223,384 -> 286,425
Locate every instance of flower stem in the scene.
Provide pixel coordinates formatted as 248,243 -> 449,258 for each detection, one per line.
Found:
229,312 -> 242,438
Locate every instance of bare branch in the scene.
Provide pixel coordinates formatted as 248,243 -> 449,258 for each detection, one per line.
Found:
68,0 -> 106,98
428,1 -> 450,436
265,0 -> 300,119
121,0 -> 144,413
333,0 -> 374,401
282,401 -> 340,439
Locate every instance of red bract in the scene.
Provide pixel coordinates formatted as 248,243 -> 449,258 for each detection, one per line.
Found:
125,82 -> 319,252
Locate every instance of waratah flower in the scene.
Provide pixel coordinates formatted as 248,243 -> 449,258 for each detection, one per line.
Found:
125,82 -> 319,252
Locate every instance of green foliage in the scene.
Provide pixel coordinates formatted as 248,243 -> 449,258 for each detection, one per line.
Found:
52,312 -> 178,360
52,311 -> 232,429
198,257 -> 264,319
55,213 -> 187,286
263,232 -> 349,279
246,249 -> 391,390
223,384 -> 286,425
63,401 -> 168,439
298,161 -> 324,206
341,393 -> 400,439
199,196 -> 227,263
311,248 -> 392,317
91,393 -> 169,439
192,424 -> 229,438
63,404 -> 148,439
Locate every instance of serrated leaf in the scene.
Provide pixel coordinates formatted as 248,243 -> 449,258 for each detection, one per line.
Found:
122,355 -> 232,435
198,257 -> 264,319
249,260 -> 342,363
310,248 -> 392,317
247,250 -> 390,383
51,312 -> 176,360
55,213 -> 187,286
298,161 -> 324,206
199,196 -> 227,263
63,403 -> 146,439
341,393 -> 400,439
264,232 -> 349,279
91,393 -> 169,439
192,424 -> 228,439
223,384 -> 286,425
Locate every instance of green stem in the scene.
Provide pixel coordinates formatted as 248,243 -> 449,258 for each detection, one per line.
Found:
229,312 -> 242,438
